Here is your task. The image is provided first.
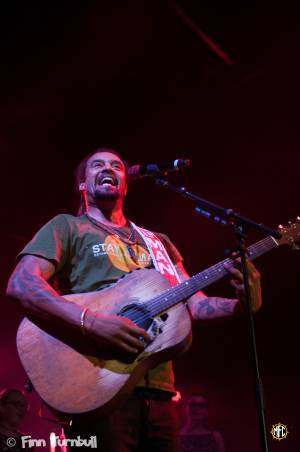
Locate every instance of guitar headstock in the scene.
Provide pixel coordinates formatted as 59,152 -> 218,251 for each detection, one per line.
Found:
277,217 -> 300,250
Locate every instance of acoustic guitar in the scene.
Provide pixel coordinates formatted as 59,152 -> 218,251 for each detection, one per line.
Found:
16,220 -> 300,420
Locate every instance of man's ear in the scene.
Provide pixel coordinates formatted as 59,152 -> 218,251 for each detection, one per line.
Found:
79,182 -> 87,191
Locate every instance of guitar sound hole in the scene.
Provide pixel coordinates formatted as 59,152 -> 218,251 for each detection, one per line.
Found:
118,303 -> 153,331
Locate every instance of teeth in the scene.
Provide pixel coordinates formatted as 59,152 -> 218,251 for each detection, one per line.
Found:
100,177 -> 115,185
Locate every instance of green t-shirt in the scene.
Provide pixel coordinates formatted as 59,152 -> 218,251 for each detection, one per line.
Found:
19,213 -> 183,393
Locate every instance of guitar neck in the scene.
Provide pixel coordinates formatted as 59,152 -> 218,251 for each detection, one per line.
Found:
147,235 -> 279,317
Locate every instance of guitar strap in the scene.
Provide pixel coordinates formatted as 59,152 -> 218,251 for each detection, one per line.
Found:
130,222 -> 181,287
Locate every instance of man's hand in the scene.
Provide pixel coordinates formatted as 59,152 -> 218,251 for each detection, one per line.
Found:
84,312 -> 151,358
224,257 -> 262,313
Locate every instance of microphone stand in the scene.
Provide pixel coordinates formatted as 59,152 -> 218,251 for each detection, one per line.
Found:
155,178 -> 281,452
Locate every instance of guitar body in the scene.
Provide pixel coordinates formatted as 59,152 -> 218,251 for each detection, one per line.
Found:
17,268 -> 192,420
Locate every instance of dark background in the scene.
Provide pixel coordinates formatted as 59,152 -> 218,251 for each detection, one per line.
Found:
1,1 -> 299,450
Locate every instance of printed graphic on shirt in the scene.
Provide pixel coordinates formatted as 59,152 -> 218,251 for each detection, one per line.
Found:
92,234 -> 151,272
132,225 -> 181,286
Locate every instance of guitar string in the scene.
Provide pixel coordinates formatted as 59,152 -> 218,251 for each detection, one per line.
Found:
122,236 -> 278,326
89,239 -> 277,368
86,218 -> 281,325
126,237 -> 276,324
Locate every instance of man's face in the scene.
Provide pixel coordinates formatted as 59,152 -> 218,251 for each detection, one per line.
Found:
0,392 -> 29,428
188,396 -> 208,421
82,151 -> 127,203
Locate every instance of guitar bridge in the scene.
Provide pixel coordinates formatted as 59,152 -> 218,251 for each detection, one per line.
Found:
148,315 -> 166,339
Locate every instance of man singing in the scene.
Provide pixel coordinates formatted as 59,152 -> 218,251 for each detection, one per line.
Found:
6,148 -> 261,451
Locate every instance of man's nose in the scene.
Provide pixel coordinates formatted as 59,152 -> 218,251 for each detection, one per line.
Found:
102,162 -> 114,171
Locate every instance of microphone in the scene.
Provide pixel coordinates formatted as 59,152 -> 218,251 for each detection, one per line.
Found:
128,159 -> 190,178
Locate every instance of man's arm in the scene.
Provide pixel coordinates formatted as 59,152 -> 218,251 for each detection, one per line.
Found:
174,260 -> 261,320
6,255 -> 149,355
6,255 -> 84,327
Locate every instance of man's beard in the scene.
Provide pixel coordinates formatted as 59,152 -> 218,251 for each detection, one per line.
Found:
94,188 -> 119,202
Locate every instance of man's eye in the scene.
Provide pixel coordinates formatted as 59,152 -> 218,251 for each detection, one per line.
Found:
112,163 -> 122,170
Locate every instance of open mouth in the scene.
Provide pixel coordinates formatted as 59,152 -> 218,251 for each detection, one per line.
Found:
97,176 -> 117,187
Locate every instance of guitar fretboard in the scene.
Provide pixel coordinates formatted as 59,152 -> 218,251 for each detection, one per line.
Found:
146,235 -> 278,316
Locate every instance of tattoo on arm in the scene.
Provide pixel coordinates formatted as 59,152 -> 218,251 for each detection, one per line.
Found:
195,297 -> 237,320
8,261 -> 59,309
215,298 -> 236,314
7,258 -> 82,330
196,298 -> 216,318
